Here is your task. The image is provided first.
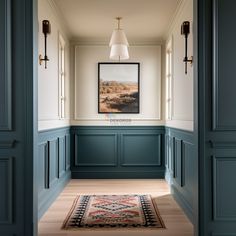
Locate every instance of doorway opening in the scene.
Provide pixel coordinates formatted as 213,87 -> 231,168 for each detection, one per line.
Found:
36,0 -> 197,235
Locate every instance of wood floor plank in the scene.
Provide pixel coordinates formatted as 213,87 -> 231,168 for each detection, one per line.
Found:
38,179 -> 194,236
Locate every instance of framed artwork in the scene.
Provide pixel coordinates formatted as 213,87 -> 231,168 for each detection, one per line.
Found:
98,62 -> 140,113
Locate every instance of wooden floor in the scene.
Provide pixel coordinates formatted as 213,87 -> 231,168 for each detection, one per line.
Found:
38,179 -> 194,236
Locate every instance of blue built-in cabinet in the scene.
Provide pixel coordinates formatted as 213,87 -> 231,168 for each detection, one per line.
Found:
70,126 -> 165,179
165,127 -> 196,224
38,127 -> 71,219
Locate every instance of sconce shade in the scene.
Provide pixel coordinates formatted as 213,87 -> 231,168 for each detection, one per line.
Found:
109,29 -> 129,46
110,44 -> 129,60
42,20 -> 51,34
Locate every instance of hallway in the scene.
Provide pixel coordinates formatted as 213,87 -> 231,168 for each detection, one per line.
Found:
38,180 -> 193,236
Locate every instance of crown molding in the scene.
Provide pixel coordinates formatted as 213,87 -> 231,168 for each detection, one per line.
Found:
70,39 -> 164,46
164,0 -> 186,41
47,0 -> 72,38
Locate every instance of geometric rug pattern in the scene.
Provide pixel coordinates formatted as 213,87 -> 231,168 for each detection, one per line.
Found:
62,195 -> 165,230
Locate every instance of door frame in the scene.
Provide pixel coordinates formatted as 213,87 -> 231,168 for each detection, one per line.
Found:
31,0 -> 200,235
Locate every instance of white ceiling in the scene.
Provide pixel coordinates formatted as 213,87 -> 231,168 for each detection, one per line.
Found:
52,0 -> 180,42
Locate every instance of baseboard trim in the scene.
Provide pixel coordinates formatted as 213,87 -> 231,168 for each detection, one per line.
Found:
171,184 -> 194,223
38,171 -> 71,219
71,170 -> 165,179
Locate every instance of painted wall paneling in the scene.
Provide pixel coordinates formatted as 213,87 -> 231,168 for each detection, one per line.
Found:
73,45 -> 162,126
0,157 -> 13,224
165,127 -> 195,223
71,126 -> 165,179
0,0 -> 37,235
0,0 -> 11,131
38,127 -> 71,219
199,0 -> 236,235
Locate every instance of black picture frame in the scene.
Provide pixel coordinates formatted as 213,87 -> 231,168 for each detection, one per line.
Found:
98,62 -> 140,114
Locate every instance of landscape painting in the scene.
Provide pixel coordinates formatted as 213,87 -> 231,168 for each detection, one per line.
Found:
98,63 -> 140,113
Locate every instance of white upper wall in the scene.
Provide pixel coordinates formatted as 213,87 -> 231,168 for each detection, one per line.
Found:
38,0 -> 193,130
71,44 -> 164,126
38,0 -> 71,130
165,0 -> 194,131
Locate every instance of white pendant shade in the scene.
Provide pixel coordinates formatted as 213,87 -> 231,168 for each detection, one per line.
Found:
110,44 -> 129,60
109,29 -> 129,46
109,17 -> 129,60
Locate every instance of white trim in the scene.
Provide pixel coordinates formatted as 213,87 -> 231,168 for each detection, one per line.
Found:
39,118 -> 70,122
47,0 -> 71,38
165,119 -> 194,131
171,116 -> 193,121
38,116 -> 60,121
164,0 -> 186,40
73,45 -> 162,121
70,40 -> 164,47
165,36 -> 174,121
74,45 -> 78,121
72,118 -> 162,121
58,32 -> 66,119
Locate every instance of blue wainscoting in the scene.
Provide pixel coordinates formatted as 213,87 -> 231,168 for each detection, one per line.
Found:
165,127 -> 196,224
71,126 -> 165,179
38,127 -> 71,219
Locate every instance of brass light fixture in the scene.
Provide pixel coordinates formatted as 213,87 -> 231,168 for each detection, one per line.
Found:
181,21 -> 193,74
39,20 -> 51,68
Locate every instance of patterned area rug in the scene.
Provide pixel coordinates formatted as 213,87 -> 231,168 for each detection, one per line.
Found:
62,194 -> 165,230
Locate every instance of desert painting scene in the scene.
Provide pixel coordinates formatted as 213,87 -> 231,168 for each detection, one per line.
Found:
98,63 -> 139,113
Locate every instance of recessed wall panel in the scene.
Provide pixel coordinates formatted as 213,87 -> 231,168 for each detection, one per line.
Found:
0,157 -> 12,224
213,156 -> 236,220
121,134 -> 161,166
213,0 -> 236,130
75,134 -> 117,167
0,0 -> 12,130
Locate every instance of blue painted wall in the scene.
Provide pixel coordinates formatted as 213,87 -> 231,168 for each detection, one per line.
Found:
37,125 -> 197,228
165,127 -> 196,224
71,126 -> 165,179
70,125 -> 197,225
4,0 -> 236,235
198,0 -> 236,235
38,127 -> 71,219
0,0 -> 38,235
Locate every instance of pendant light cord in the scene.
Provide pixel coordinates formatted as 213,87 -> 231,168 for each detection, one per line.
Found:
116,17 -> 122,29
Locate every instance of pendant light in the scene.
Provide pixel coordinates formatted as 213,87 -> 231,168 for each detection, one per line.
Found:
109,17 -> 129,60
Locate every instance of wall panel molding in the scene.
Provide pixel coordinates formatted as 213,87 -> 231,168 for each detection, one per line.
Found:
121,133 -> 162,167
48,139 -> 59,188
212,233 -> 236,236
0,140 -> 15,149
165,127 -> 195,223
0,157 -> 13,224
212,156 -> 236,221
212,0 -> 236,131
74,133 -> 118,167
38,127 -> 71,219
0,0 -> 12,131
65,134 -> 70,171
210,141 -> 236,149
71,126 -> 165,178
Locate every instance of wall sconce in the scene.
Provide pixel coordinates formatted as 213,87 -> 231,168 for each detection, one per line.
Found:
181,21 -> 193,74
39,20 -> 51,69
